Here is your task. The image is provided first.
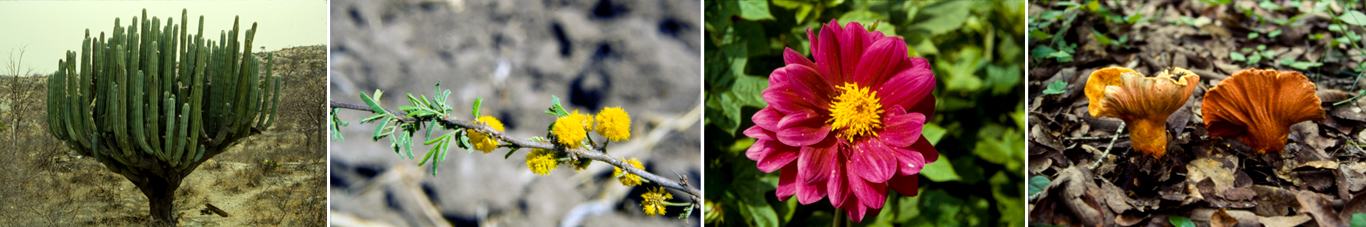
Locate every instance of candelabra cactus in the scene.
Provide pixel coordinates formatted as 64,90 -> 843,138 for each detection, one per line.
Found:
44,9 -> 279,225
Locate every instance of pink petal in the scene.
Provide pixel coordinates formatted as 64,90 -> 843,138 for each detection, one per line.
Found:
797,138 -> 838,185
754,141 -> 797,173
851,37 -> 908,87
909,57 -> 930,70
748,108 -> 784,133
806,28 -> 819,58
815,19 -> 847,85
743,124 -> 775,141
775,109 -> 831,147
910,93 -> 937,120
783,64 -> 834,108
842,197 -> 868,222
878,107 -> 925,147
796,175 -> 828,204
913,135 -> 939,164
827,159 -> 849,207
878,67 -> 936,110
776,164 -> 799,200
767,66 -> 792,90
745,137 -> 797,173
849,139 -> 896,183
762,89 -> 817,116
848,168 -> 888,209
888,174 -> 920,196
889,145 -> 926,176
837,21 -> 868,82
783,47 -> 816,68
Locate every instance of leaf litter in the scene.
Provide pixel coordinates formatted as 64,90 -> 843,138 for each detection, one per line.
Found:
1028,0 -> 1366,226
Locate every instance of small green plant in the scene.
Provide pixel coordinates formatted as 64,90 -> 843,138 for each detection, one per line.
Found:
1169,216 -> 1195,227
1041,80 -> 1068,95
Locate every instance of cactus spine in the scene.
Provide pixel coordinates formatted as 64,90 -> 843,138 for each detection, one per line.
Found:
43,9 -> 278,225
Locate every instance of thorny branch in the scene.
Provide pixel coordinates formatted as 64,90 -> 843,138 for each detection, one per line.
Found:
330,100 -> 702,210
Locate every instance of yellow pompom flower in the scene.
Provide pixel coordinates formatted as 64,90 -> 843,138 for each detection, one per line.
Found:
526,149 -> 559,175
614,158 -> 645,186
641,187 -> 673,216
595,107 -> 631,142
467,116 -> 505,153
552,110 -> 593,148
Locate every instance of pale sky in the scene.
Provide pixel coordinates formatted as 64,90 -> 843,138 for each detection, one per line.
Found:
0,1 -> 327,75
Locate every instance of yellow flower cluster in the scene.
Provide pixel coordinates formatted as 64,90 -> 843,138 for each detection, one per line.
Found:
594,107 -> 631,142
551,110 -> 594,148
526,148 -> 559,175
614,158 -> 645,186
467,116 -> 504,153
641,187 -> 673,216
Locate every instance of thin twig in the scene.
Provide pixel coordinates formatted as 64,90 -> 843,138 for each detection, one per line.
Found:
330,101 -> 702,209
1089,121 -> 1125,170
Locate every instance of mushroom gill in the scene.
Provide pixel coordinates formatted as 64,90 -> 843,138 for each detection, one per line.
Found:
1201,69 -> 1325,154
1084,67 -> 1199,158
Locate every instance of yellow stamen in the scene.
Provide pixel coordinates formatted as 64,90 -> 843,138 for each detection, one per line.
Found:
827,83 -> 883,142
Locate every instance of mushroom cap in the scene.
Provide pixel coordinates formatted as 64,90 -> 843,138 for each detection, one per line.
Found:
1084,67 -> 1199,157
1201,69 -> 1325,153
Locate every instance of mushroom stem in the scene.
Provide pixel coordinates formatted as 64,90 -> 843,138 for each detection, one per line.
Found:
1127,117 -> 1170,158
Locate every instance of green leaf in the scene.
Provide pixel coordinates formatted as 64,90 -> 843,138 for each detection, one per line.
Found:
1248,32 -> 1259,39
838,10 -> 895,35
706,93 -> 741,135
1028,175 -> 1050,197
1248,54 -> 1262,64
1169,216 -> 1195,227
472,97 -> 483,118
1343,10 -> 1366,26
1031,46 -> 1057,59
730,75 -> 769,108
921,154 -> 962,182
736,0 -> 775,21
1230,52 -> 1246,62
922,123 -> 946,145
908,0 -> 971,35
733,179 -> 779,227
1042,80 -> 1068,95
1085,0 -> 1100,12
1269,29 -> 1283,38
1351,213 -> 1366,227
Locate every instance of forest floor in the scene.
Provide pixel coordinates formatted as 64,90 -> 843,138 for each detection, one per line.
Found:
327,0 -> 701,226
1027,0 -> 1366,226
0,45 -> 328,226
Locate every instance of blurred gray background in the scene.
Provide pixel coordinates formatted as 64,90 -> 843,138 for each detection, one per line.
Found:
327,0 -> 701,226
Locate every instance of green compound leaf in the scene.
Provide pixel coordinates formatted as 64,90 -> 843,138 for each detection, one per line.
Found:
472,97 -> 483,118
361,89 -> 388,115
546,95 -> 570,117
1042,80 -> 1068,95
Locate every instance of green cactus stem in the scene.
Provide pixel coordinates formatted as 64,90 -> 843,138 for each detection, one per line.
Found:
43,9 -> 279,225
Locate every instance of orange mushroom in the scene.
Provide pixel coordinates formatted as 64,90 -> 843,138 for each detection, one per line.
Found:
1085,67 -> 1199,158
1201,69 -> 1325,154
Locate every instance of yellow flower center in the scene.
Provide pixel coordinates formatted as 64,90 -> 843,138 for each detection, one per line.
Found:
828,83 -> 883,142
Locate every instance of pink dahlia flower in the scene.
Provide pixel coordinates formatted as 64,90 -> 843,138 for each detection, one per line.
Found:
744,19 -> 939,222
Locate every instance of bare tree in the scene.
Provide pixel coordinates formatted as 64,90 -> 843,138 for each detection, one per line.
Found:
5,45 -> 34,153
